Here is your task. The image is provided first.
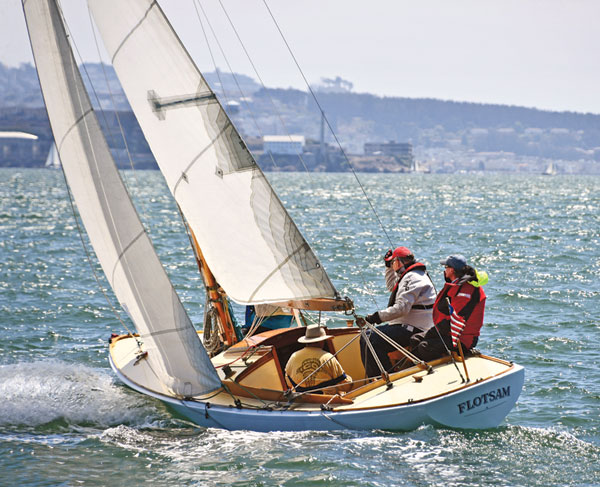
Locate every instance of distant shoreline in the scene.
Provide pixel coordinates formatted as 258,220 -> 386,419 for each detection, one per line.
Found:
2,62 -> 600,174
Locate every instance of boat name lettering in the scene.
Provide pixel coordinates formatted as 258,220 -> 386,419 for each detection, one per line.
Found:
457,386 -> 510,414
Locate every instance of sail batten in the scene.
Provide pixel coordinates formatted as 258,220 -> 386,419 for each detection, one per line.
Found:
89,0 -> 340,305
23,0 -> 221,397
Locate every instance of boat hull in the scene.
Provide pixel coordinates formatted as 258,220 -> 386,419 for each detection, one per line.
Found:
110,352 -> 524,432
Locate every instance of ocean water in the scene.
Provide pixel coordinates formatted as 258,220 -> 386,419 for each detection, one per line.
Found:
0,167 -> 599,486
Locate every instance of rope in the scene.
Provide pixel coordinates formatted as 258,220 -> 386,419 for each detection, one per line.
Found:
243,307 -> 278,339
221,381 -> 270,408
203,304 -> 224,355
213,346 -> 255,369
318,410 -> 354,429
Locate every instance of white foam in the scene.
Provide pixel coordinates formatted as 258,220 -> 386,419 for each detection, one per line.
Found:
0,360 -> 157,427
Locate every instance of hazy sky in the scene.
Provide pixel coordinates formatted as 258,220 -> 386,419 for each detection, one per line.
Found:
3,0 -> 599,114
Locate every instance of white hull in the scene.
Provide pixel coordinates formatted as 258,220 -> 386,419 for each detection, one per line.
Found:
109,330 -> 524,432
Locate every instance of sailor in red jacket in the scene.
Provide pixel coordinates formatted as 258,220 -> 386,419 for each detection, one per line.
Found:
412,254 -> 488,362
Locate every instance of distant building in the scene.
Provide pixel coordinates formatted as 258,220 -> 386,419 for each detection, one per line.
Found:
364,141 -> 412,157
0,131 -> 41,167
263,135 -> 305,155
364,141 -> 413,168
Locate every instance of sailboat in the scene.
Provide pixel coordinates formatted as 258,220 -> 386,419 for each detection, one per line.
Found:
543,161 -> 557,176
411,158 -> 430,174
44,141 -> 61,168
24,0 -> 524,432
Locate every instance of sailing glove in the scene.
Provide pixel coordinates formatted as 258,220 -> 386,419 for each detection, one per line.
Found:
365,312 -> 382,325
384,249 -> 393,267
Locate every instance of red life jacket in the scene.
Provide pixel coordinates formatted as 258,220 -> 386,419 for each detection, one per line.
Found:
432,280 -> 486,349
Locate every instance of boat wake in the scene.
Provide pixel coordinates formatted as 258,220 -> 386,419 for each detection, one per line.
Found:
0,360 -> 159,428
95,424 -> 600,486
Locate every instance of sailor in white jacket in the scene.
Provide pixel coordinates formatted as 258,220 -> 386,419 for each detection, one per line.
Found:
359,246 -> 436,377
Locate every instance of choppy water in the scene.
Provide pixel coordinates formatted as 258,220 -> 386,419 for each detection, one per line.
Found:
1,168 -> 599,486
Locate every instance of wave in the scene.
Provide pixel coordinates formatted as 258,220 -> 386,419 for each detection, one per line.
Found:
96,424 -> 600,486
0,360 -> 160,428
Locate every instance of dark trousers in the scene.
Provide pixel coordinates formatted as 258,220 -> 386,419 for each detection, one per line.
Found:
360,324 -> 416,378
411,333 -> 453,362
411,323 -> 479,362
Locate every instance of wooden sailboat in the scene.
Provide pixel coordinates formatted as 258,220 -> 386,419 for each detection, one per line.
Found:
24,0 -> 523,432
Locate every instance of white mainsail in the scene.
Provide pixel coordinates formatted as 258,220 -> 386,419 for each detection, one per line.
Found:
23,0 -> 221,396
88,0 -> 340,306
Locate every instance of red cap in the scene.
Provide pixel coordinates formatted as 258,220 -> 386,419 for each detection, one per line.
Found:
385,246 -> 413,261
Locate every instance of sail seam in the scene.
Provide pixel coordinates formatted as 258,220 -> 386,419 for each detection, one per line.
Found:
110,0 -> 157,64
248,242 -> 310,301
173,121 -> 231,196
57,108 -> 93,152
110,229 -> 146,285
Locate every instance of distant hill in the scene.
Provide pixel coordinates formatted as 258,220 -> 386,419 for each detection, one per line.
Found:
247,88 -> 600,161
0,63 -> 43,107
0,62 -> 261,110
1,62 -> 599,171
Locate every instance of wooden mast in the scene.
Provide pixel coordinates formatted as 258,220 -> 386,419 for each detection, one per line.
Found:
189,229 -> 238,348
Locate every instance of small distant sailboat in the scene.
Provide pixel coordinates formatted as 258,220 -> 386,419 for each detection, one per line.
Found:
543,161 -> 557,176
411,158 -> 430,174
44,142 -> 60,169
44,142 -> 61,169
24,0 -> 523,432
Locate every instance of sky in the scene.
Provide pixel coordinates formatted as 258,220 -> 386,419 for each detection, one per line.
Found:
3,0 -> 600,115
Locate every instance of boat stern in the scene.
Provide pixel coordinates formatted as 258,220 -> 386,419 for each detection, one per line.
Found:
425,363 -> 525,429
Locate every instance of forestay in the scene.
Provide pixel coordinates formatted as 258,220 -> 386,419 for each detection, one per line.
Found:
89,0 -> 340,305
23,0 -> 221,396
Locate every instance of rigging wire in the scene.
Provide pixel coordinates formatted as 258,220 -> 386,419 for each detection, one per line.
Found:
58,165 -> 136,339
191,0 -> 280,171
260,0 -> 394,249
212,0 -> 316,179
85,6 -> 153,224
286,331 -> 362,393
191,1 -> 232,107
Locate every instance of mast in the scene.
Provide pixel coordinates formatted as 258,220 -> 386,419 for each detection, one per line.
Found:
189,229 -> 238,352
